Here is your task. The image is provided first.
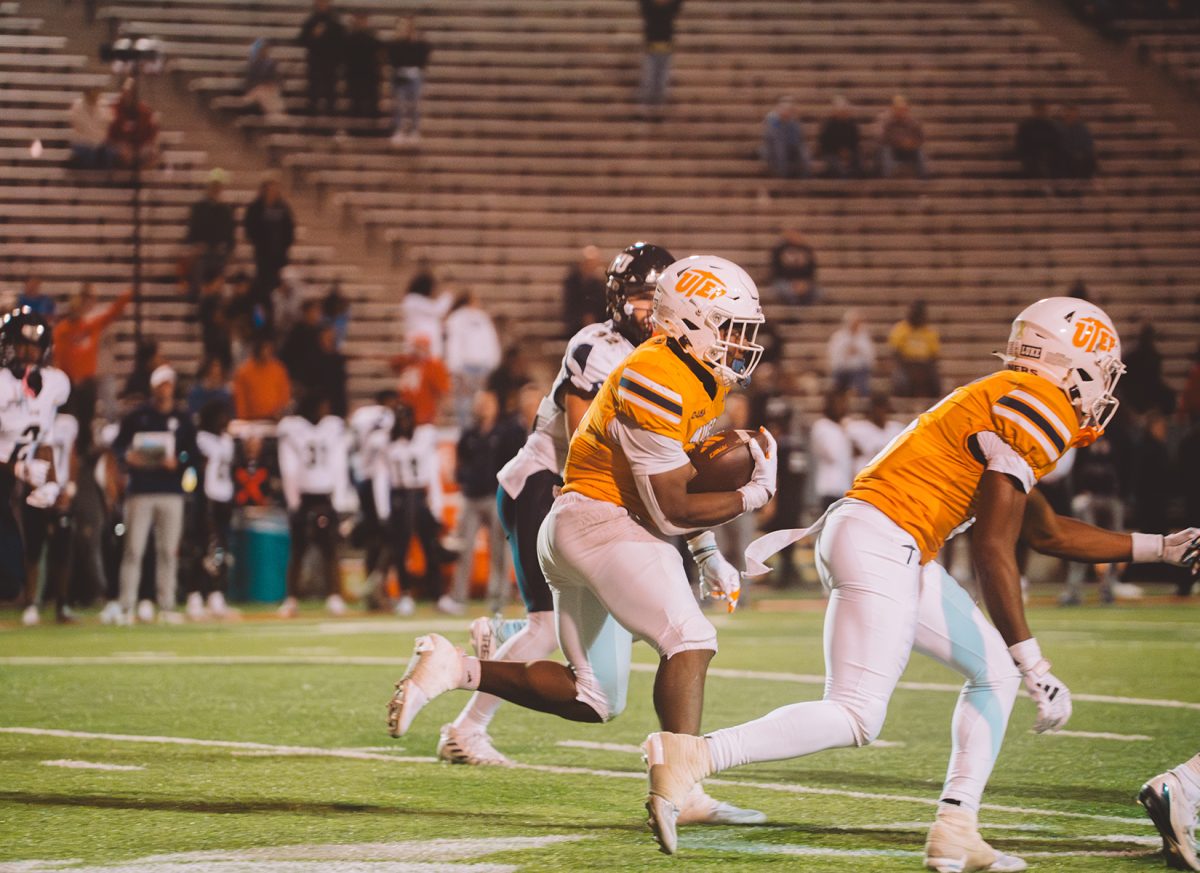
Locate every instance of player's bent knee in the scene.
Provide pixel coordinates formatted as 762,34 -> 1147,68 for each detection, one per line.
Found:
831,697 -> 889,747
655,615 -> 718,660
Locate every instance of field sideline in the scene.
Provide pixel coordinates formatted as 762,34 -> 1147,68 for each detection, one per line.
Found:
1,597 -> 1197,872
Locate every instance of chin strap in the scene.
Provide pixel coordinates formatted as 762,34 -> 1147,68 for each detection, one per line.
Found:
1069,426 -> 1102,448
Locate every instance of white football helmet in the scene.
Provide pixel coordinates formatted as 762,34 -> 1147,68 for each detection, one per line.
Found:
652,255 -> 765,387
1000,296 -> 1125,434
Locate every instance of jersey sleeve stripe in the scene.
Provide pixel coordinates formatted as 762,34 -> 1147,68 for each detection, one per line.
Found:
995,396 -> 1066,453
1006,389 -> 1073,444
621,368 -> 684,404
617,387 -> 683,425
992,404 -> 1059,459
618,377 -> 684,417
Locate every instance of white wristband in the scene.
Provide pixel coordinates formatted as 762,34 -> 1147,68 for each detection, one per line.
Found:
687,530 -> 717,560
738,483 -> 771,512
1130,532 -> 1164,563
1008,637 -> 1047,674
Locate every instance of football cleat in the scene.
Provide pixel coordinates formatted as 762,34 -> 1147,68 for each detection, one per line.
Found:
325,593 -> 348,616
1139,771 -> 1200,871
469,615 -> 499,660
185,591 -> 207,621
21,605 -> 39,627
643,732 -> 715,855
677,783 -> 766,825
387,633 -> 464,738
437,723 -> 511,766
394,595 -> 415,617
924,806 -> 1026,872
278,596 -> 298,619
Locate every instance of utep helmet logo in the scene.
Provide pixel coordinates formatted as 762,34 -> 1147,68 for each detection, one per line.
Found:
1071,317 -> 1117,354
676,269 -> 728,300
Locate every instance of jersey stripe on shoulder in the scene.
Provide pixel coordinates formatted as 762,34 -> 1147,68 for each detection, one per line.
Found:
1006,389 -> 1073,446
621,368 -> 684,405
618,377 -> 683,425
993,396 -> 1065,457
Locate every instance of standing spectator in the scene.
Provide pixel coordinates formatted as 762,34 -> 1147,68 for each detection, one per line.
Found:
817,95 -> 862,178
233,337 -> 291,420
400,258 -> 452,358
189,399 -> 237,620
562,244 -> 609,334
486,344 -> 533,417
185,169 -> 236,299
107,77 -> 159,170
877,94 -> 929,179
810,388 -> 854,512
121,337 -> 164,403
1057,105 -> 1097,179
769,227 -> 820,305
761,95 -> 809,179
197,273 -> 232,369
888,300 -> 941,398
448,390 -> 522,614
322,282 -> 351,349
279,299 -> 325,387
390,335 -> 450,425
387,16 -> 432,145
298,0 -> 345,116
845,393 -> 904,474
53,284 -> 133,439
759,404 -> 806,588
274,267 -> 306,338
1120,323 -> 1176,415
243,174 -> 295,316
18,276 -> 55,321
312,325 -> 349,417
186,356 -> 234,421
444,291 -> 502,429
343,13 -> 383,120
112,366 -> 198,624
637,0 -> 684,114
714,394 -> 757,572
1058,438 -> 1127,605
1179,341 -> 1200,422
1015,98 -> 1061,179
68,87 -> 115,169
244,39 -> 285,119
826,309 -> 875,396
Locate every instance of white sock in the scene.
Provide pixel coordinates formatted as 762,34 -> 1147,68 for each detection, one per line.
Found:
705,700 -> 859,773
453,611 -> 558,734
460,655 -> 481,691
1171,753 -> 1200,808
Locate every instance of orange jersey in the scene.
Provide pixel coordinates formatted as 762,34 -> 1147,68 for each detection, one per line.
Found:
563,335 -> 727,520
846,370 -> 1081,562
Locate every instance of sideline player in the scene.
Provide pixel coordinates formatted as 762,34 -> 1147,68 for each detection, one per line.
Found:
641,297 -> 1199,865
438,242 -> 674,766
388,254 -> 776,824
1140,753 -> 1200,872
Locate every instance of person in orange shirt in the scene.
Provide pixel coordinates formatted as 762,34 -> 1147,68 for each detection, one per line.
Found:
233,337 -> 291,421
389,334 -> 449,426
53,284 -> 133,443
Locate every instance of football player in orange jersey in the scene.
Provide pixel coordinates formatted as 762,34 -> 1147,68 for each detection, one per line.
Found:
386,255 -> 777,831
641,297 -> 1200,867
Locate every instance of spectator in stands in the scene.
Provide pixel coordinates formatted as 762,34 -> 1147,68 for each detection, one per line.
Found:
233,337 -> 291,420
1056,104 -> 1097,179
68,87 -> 115,169
487,343 -> 533,416
769,227 -> 820,304
1180,342 -> 1200,422
1120,323 -> 1176,415
761,95 -> 809,179
344,13 -> 383,120
274,267 -> 305,337
322,282 -> 350,349
243,174 -> 295,315
390,334 -> 450,426
121,338 -> 164,403
18,276 -> 55,321
401,257 -> 452,358
1059,438 -> 1127,605
222,272 -> 261,363
817,95 -> 862,178
826,308 -> 875,396
280,299 -> 325,387
388,16 -> 432,146
107,77 -> 159,170
562,244 -> 609,333
810,388 -> 854,511
846,393 -> 904,474
244,39 -> 285,119
313,325 -> 349,417
1068,277 -> 1092,300
888,299 -> 941,397
113,365 -> 198,624
298,0 -> 346,116
444,290 -> 502,428
1015,98 -> 1061,179
185,169 -> 236,299
198,273 -> 232,369
53,284 -> 133,439
637,0 -> 684,115
187,356 -> 234,421
877,94 -> 929,179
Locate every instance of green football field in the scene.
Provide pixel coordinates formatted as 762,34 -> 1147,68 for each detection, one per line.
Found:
1,596 -> 1197,873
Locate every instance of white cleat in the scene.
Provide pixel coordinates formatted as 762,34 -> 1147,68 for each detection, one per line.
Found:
136,599 -> 156,623
437,723 -> 511,765
387,633 -> 464,738
469,615 -> 500,660
394,595 -> 415,617
924,805 -> 1027,872
1139,771 -> 1200,871
98,600 -> 123,625
185,591 -> 208,621
642,732 -> 715,855
436,594 -> 465,616
21,605 -> 39,627
206,591 -> 237,620
278,596 -> 299,619
326,593 -> 348,616
677,783 -> 767,825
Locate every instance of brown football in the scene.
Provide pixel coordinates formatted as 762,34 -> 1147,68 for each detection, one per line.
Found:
687,428 -> 769,493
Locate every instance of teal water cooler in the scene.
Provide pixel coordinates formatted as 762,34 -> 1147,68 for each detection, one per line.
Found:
230,508 -> 290,603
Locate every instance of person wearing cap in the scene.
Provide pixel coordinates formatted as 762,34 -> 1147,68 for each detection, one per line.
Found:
878,94 -> 929,179
817,95 -> 862,179
185,169 -> 236,299
111,364 -> 200,624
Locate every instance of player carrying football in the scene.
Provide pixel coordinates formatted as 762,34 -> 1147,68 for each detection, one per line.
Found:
640,297 -> 1200,867
388,254 -> 777,825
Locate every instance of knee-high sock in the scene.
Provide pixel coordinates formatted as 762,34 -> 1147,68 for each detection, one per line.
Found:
706,700 -> 860,772
452,610 -> 558,734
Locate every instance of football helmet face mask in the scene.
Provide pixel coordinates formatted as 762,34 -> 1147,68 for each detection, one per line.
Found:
606,242 -> 674,346
0,306 -> 52,378
652,255 -> 765,387
1000,296 -> 1125,440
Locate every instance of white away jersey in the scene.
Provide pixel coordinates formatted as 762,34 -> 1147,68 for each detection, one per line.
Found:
497,320 -> 633,498
48,413 -> 79,487
369,426 -> 442,519
348,404 -> 395,481
196,430 -> 235,503
276,414 -> 350,508
0,367 -> 71,466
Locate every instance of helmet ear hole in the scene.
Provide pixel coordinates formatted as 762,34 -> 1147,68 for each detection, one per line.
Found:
682,318 -> 700,331
1076,369 -> 1093,382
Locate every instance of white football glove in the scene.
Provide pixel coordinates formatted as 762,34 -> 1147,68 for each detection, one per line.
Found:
1131,528 -> 1200,566
25,482 -> 61,509
14,458 -> 50,487
688,531 -> 741,612
738,428 -> 778,512
1009,638 -> 1072,734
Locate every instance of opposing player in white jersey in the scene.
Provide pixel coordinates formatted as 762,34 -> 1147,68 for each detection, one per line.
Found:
192,399 -> 237,620
437,242 -> 675,766
21,411 -> 78,625
349,390 -> 401,594
277,394 -> 352,617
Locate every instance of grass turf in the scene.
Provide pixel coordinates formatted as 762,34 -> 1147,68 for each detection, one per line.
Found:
0,598 -> 1196,871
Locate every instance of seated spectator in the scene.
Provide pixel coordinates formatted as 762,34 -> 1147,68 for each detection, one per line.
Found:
344,12 -> 383,119
389,334 -> 450,426
888,300 -> 941,398
185,169 -> 236,299
444,290 -> 502,428
877,94 -> 929,179
817,95 -> 862,178
388,16 -> 432,145
244,39 -> 285,119
1015,98 -> 1060,179
400,258 -> 452,358
243,174 -> 295,317
1057,104 -> 1097,179
68,87 -> 115,169
761,95 -> 809,179
769,227 -> 820,305
107,78 -> 159,170
17,276 -> 55,320
233,337 -> 291,420
826,309 -> 875,396
187,356 -> 234,421
562,245 -> 608,334
53,284 -> 133,438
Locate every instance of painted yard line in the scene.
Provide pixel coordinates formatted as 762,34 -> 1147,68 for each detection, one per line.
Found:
678,837 -> 1155,861
557,738 -> 904,756
2,726 -> 1150,827
1045,730 -> 1152,741
39,759 -> 145,771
